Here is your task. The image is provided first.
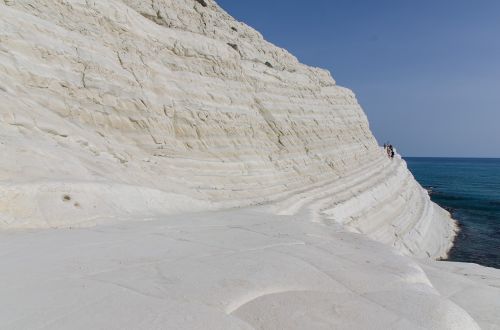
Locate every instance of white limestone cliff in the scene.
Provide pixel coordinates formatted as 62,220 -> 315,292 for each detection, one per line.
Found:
1,1 -> 499,329
0,0 -> 454,259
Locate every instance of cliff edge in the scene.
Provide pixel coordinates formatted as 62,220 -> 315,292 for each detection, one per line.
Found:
0,0 -> 455,258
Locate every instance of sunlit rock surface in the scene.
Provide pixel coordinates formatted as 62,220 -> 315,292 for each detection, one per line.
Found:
0,0 -> 454,258
1,0 -> 499,329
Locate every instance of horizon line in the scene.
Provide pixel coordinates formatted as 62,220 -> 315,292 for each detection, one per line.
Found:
403,156 -> 500,159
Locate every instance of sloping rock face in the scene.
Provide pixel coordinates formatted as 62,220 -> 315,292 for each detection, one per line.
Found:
0,0 -> 454,257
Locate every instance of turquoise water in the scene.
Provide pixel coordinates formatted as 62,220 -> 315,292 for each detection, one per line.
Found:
405,158 -> 500,269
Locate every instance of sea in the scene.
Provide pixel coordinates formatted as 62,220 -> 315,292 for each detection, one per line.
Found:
405,157 -> 500,269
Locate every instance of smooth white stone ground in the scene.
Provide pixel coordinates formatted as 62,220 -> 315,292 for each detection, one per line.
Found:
2,209 -> 496,329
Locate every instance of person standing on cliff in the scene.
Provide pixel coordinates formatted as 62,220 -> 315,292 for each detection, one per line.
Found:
389,145 -> 395,159
385,144 -> 395,159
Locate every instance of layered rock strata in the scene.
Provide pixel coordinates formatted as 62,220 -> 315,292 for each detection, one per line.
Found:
0,0 -> 454,258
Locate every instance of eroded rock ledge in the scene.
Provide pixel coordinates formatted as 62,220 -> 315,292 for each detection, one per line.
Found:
0,1 -> 453,259
2,1 -> 500,329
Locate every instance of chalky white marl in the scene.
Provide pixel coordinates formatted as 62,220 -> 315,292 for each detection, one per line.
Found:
0,0 -> 454,259
1,1 -> 499,329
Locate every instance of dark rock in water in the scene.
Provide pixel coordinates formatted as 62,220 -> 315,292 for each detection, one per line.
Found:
443,206 -> 456,213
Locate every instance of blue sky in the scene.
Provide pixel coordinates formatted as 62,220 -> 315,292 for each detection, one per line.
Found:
217,0 -> 500,157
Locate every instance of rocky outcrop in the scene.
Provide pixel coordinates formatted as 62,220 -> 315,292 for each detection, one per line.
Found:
0,0 -> 454,258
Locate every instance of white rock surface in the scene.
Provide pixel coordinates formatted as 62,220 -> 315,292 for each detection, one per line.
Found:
0,0 -> 454,258
1,0 -> 499,329
1,209 -> 497,330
